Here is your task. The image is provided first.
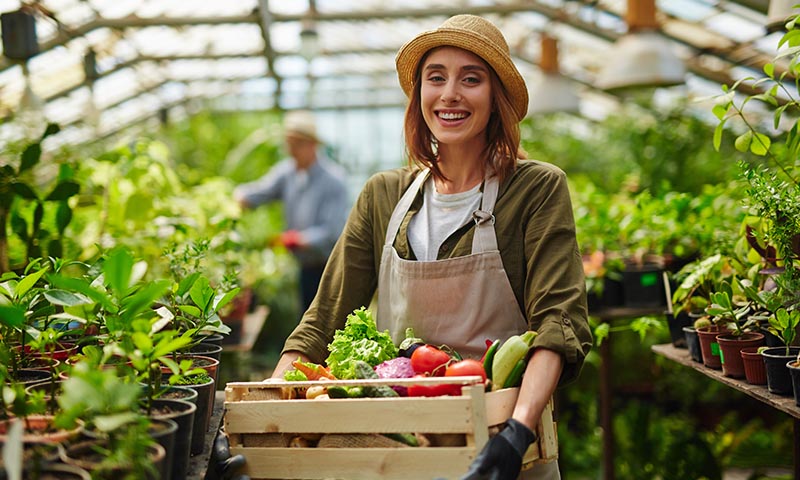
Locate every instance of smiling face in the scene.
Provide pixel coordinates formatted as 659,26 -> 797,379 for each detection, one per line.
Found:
419,46 -> 493,151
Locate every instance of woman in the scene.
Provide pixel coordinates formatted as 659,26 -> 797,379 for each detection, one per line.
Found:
271,14 -> 592,480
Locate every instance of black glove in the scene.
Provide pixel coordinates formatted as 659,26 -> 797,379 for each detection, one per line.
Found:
205,429 -> 250,480
460,418 -> 537,480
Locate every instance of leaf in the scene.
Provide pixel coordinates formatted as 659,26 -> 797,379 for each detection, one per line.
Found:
15,267 -> 48,300
734,131 -> 752,152
11,182 -> 37,200
593,322 -> 610,347
177,305 -> 202,317
41,123 -> 60,139
55,201 -> 72,234
19,143 -> 41,173
750,133 -> 771,156
713,121 -> 725,151
43,289 -> 92,307
94,412 -> 140,433
176,272 -> 201,297
189,276 -> 214,313
104,248 -> 134,297
45,181 -> 79,201
0,305 -> 25,329
711,104 -> 728,120
763,63 -> 775,78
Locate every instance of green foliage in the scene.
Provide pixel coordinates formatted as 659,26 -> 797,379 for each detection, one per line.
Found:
157,110 -> 284,185
522,102 -> 743,197
0,124 -> 79,273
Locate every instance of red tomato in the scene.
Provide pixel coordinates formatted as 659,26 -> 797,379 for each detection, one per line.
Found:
406,374 -> 461,397
445,359 -> 487,382
410,344 -> 452,376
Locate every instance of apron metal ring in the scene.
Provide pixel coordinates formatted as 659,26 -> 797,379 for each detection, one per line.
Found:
472,210 -> 496,226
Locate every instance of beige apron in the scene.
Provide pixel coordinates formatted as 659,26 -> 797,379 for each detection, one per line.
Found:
377,169 -> 560,480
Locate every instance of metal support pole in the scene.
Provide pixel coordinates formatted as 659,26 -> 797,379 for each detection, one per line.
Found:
599,326 -> 614,480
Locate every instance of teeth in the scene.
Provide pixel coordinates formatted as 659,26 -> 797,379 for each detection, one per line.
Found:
439,112 -> 466,120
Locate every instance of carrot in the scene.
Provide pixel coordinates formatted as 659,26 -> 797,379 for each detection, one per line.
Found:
292,359 -> 336,380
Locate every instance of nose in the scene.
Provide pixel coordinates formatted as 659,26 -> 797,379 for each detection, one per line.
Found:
440,80 -> 461,104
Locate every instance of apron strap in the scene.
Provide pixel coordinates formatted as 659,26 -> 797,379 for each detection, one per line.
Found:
471,174 -> 499,254
385,168 -> 430,247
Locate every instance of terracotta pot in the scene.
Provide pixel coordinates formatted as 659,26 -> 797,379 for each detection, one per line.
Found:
716,332 -> 765,378
0,415 -> 80,444
740,347 -> 767,385
696,325 -> 723,369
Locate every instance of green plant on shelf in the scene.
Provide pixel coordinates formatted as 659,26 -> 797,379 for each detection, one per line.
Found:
704,287 -> 755,337
767,307 -> 800,357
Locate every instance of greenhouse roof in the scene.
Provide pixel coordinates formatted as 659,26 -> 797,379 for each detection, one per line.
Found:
0,0 -> 791,149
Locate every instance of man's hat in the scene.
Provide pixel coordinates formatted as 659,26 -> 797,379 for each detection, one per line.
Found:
284,110 -> 320,143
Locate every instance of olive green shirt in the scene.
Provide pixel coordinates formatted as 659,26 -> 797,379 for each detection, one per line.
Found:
282,160 -> 593,385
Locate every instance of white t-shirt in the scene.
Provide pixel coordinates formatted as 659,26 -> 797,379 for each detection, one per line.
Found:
408,179 -> 482,261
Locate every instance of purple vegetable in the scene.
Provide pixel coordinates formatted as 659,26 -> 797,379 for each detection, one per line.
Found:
374,357 -> 415,396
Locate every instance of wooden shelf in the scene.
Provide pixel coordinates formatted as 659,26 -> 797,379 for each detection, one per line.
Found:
651,343 -> 800,420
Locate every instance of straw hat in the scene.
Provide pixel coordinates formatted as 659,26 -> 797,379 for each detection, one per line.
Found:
395,14 -> 528,121
283,110 -> 320,143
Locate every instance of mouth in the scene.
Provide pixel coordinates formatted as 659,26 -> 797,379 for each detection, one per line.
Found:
437,110 -> 470,122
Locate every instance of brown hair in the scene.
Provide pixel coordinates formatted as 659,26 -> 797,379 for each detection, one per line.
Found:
403,50 -> 522,182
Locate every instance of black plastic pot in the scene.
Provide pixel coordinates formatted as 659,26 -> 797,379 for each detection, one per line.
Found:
185,342 -> 223,362
147,398 -> 196,480
683,326 -> 703,363
150,418 -> 178,480
179,375 -> 215,455
761,346 -> 800,396
621,265 -> 666,308
787,360 -> 800,407
668,311 -> 692,348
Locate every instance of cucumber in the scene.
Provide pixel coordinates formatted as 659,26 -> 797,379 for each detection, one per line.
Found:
482,339 -> 500,380
354,361 -> 398,398
502,358 -> 527,389
492,331 -> 537,391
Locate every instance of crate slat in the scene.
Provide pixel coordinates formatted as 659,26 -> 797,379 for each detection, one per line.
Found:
225,396 -> 475,434
231,446 -> 475,480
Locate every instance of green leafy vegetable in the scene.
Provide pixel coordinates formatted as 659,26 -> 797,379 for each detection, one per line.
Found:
325,307 -> 398,379
283,369 -> 308,381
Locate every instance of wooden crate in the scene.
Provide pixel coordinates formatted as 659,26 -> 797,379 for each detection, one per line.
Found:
224,376 -> 557,480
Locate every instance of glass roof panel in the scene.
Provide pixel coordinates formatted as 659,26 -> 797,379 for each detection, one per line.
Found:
0,0 -> 791,150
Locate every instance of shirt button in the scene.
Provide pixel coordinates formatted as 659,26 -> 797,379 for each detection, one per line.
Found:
441,244 -> 450,253
562,318 -> 571,326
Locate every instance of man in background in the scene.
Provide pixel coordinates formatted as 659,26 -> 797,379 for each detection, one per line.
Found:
234,110 -> 350,312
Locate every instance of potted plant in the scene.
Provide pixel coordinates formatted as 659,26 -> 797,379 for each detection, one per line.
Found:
705,290 -> 764,378
740,346 -> 768,385
761,308 -> 800,395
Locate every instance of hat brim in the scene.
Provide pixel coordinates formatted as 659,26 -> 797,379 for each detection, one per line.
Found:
396,27 -> 528,121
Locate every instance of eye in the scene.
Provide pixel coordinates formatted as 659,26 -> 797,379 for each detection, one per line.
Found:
463,76 -> 481,85
426,74 -> 446,83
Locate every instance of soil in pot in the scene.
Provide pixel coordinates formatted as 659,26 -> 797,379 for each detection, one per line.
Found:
716,332 -> 765,379
683,326 -> 703,363
761,346 -> 800,396
740,347 -> 768,385
696,325 -> 723,369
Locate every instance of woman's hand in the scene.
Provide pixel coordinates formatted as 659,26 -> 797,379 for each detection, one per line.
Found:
205,430 -> 250,480
460,418 -> 537,480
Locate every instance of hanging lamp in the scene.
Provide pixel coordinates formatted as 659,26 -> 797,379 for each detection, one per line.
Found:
595,0 -> 685,92
527,33 -> 580,116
